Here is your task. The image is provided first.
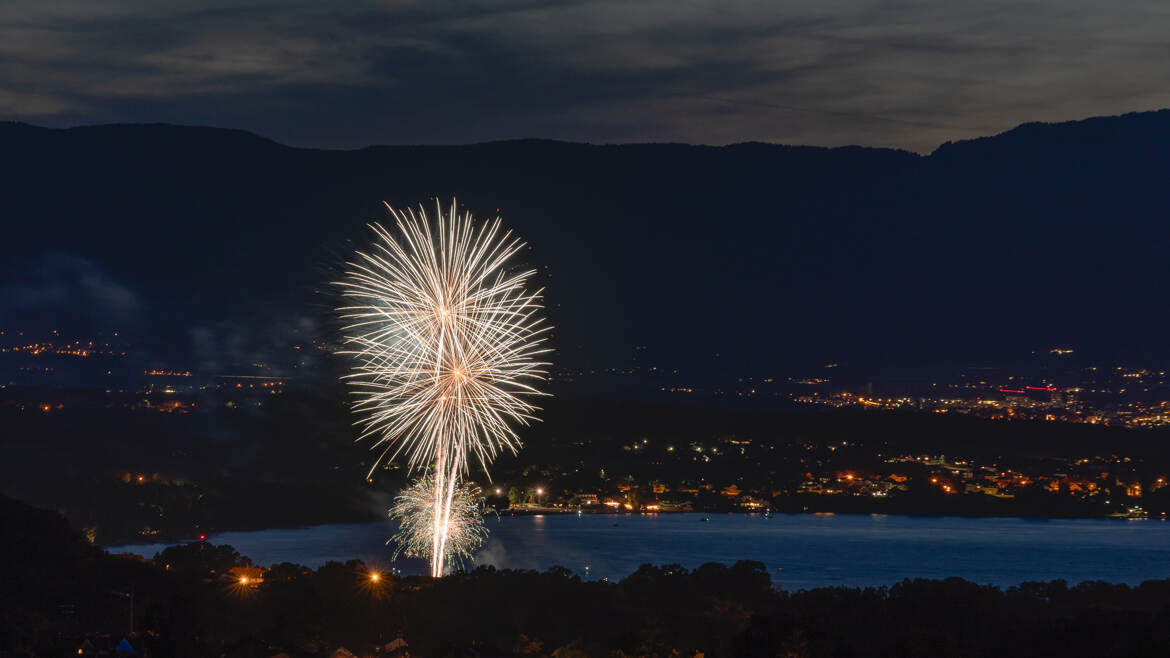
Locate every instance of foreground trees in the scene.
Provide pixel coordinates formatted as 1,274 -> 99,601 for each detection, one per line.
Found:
6,493 -> 1170,656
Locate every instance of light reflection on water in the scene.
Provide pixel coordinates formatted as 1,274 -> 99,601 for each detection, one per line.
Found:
110,513 -> 1170,590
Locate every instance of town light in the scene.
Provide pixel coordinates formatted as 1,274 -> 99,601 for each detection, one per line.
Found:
369,572 -> 381,583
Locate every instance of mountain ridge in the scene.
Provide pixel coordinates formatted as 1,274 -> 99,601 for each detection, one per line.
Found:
1,109 -> 1168,377
10,107 -> 1169,157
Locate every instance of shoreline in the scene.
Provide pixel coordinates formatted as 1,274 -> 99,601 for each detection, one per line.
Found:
100,506 -> 1163,551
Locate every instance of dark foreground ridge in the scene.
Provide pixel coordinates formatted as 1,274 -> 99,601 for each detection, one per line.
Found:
6,493 -> 1170,657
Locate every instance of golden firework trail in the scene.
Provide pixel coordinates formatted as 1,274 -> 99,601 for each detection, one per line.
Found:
388,474 -> 489,570
338,199 -> 550,576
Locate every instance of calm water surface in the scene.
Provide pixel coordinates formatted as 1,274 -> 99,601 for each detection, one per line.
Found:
112,513 -> 1170,590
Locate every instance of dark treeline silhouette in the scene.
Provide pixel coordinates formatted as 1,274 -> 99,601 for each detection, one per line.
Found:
6,493 -> 1170,657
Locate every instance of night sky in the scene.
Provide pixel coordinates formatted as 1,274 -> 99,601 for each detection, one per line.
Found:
4,1 -> 1170,386
4,0 -> 1170,153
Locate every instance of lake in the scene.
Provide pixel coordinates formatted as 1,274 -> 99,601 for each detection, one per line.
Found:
110,513 -> 1170,590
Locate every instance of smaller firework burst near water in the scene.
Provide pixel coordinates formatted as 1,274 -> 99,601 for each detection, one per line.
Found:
388,474 -> 489,572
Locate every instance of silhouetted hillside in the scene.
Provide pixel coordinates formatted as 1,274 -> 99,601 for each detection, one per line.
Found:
7,492 -> 1170,657
2,111 -> 1169,379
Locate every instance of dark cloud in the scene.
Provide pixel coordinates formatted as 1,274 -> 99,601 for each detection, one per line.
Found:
0,252 -> 141,323
3,0 -> 1170,152
189,315 -> 322,376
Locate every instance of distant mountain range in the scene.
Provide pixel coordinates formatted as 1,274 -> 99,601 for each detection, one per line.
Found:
2,110 -> 1169,382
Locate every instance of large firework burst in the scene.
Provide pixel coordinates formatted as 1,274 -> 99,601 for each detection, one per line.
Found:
387,474 -> 488,570
338,199 -> 549,576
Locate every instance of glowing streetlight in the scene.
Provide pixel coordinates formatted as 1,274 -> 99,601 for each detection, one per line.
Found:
369,571 -> 381,583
